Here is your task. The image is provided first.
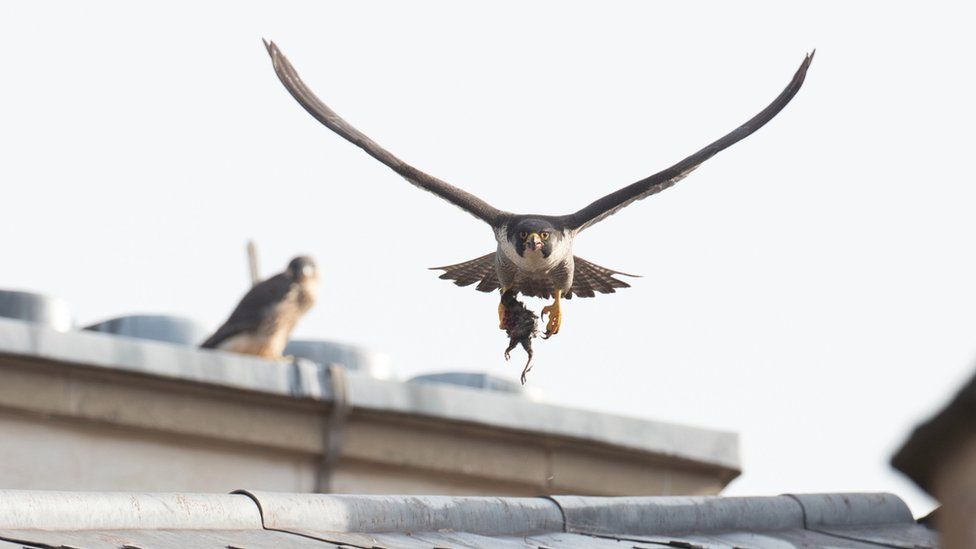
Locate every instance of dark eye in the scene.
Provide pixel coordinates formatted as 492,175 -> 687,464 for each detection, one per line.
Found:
540,232 -> 550,240
519,231 -> 528,239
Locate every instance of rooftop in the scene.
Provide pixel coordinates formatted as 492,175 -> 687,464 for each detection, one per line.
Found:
0,315 -> 738,474
0,490 -> 936,548
0,316 -> 738,496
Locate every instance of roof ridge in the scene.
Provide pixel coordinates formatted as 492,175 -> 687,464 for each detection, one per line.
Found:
0,490 -> 911,535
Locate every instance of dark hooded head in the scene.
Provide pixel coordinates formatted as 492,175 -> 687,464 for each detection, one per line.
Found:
508,219 -> 562,258
287,256 -> 318,282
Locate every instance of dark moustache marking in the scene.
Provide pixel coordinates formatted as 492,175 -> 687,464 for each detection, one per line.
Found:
509,219 -> 558,258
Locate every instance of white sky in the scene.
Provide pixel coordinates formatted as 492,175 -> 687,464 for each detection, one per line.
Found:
2,1 -> 974,515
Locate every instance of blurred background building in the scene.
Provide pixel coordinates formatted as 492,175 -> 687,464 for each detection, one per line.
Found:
0,292 -> 943,548
0,288 -> 738,496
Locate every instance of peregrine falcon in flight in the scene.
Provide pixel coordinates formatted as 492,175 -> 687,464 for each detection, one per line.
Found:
264,41 -> 812,338
201,256 -> 319,358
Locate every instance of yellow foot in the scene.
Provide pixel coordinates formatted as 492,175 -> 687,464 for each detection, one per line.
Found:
541,291 -> 562,339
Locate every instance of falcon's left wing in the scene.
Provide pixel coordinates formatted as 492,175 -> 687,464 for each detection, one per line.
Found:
264,40 -> 508,227
562,51 -> 814,233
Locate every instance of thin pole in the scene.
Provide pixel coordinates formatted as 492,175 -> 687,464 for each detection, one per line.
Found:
246,240 -> 261,286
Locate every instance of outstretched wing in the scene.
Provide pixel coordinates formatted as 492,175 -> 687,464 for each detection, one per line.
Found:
264,40 -> 507,226
563,52 -> 814,233
200,273 -> 292,349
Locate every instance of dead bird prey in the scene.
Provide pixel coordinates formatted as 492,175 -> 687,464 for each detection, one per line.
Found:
264,41 -> 813,339
500,291 -> 539,384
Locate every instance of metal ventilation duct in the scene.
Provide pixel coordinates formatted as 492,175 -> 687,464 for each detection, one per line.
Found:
408,372 -> 526,396
284,339 -> 393,379
84,315 -> 209,346
0,289 -> 72,331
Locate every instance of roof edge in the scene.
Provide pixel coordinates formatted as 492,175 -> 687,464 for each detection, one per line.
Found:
0,490 -> 261,530
553,493 -> 914,536
229,491 -> 565,536
0,317 -> 740,471
0,490 -> 916,535
785,492 -> 914,528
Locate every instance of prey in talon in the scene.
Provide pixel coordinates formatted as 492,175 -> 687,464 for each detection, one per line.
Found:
500,290 -> 539,384
264,41 -> 813,340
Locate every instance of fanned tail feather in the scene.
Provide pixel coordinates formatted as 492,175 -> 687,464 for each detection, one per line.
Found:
568,256 -> 638,298
431,253 -> 638,299
430,253 -> 500,293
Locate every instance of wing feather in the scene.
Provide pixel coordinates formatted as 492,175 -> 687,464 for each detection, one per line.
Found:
564,52 -> 814,232
200,273 -> 292,348
430,253 -> 500,293
264,40 -> 507,226
430,254 -> 636,300
568,256 -> 637,298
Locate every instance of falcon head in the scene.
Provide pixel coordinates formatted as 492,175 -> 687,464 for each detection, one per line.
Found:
287,256 -> 318,282
509,219 -> 561,258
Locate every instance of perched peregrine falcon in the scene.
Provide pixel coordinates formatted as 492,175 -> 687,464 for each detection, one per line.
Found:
265,41 -> 812,338
201,256 -> 318,358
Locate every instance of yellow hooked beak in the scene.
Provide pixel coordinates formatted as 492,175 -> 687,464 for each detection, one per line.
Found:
525,232 -> 543,252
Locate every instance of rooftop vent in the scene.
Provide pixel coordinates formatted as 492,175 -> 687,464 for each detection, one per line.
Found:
0,289 -> 72,331
408,372 -> 526,395
84,315 -> 209,346
285,339 -> 394,379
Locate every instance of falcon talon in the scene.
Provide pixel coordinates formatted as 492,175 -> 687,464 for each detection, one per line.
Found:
540,290 -> 562,338
266,42 -> 812,355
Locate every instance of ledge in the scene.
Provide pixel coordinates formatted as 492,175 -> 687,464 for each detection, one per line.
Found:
555,492 -> 913,536
239,491 -> 564,536
0,490 -> 923,541
0,491 -> 260,530
0,317 -> 739,473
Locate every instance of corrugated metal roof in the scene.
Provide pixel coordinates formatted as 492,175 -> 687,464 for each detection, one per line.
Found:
0,490 -> 937,549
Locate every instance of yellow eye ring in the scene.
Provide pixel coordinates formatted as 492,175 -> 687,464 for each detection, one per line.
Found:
519,231 -> 528,239
540,232 -> 550,240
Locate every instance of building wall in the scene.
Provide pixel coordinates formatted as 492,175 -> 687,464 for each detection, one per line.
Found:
0,333 -> 737,496
0,410 -> 316,493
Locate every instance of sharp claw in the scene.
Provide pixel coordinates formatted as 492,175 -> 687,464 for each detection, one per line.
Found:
541,312 -> 560,339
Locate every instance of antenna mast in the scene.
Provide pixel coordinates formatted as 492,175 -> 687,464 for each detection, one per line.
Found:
246,240 -> 261,286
